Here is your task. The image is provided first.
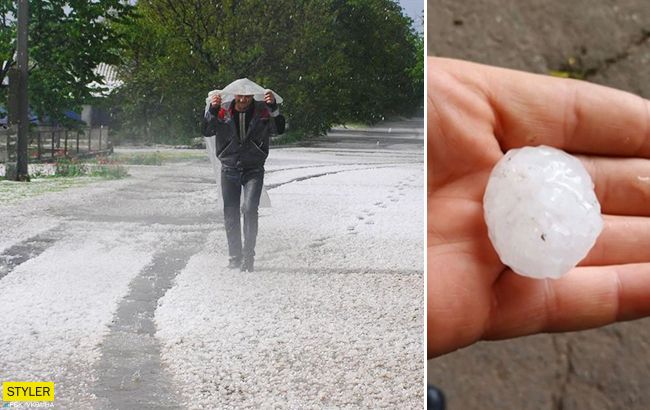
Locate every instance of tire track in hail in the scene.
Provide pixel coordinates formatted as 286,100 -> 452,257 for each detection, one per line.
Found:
266,164 -> 407,190
93,231 -> 209,410
0,226 -> 63,281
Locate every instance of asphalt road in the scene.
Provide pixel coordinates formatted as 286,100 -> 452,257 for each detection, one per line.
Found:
427,2 -> 650,409
0,119 -> 425,409
427,0 -> 650,97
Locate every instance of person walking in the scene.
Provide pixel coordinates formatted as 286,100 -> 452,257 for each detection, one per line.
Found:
202,78 -> 283,272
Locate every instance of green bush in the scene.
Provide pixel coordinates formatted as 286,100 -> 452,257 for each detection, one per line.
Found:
52,157 -> 129,179
89,164 -> 129,179
271,130 -> 307,146
113,152 -> 164,165
55,158 -> 88,177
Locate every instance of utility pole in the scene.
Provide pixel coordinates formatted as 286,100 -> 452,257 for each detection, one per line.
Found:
13,0 -> 30,181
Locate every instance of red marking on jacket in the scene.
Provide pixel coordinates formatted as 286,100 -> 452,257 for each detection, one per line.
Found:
221,105 -> 269,120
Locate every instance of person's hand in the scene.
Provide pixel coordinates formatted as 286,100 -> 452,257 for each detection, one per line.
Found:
264,90 -> 276,106
428,57 -> 650,358
210,93 -> 222,108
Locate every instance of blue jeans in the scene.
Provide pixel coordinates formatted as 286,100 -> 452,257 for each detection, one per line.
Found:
221,166 -> 264,261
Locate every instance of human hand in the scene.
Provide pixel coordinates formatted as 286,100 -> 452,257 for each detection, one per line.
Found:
210,93 -> 222,108
264,90 -> 276,106
428,57 -> 650,358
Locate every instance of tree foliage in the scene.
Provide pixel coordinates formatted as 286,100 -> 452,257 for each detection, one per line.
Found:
112,0 -> 421,142
332,0 -> 421,121
410,32 -> 424,104
0,0 -> 134,124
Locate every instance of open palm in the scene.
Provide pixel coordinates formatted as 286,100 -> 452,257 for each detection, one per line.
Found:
428,58 -> 650,357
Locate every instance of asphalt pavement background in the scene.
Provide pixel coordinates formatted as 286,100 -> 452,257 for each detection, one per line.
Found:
427,2 -> 650,409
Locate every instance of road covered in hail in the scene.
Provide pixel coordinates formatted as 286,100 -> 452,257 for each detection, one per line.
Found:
0,119 -> 423,409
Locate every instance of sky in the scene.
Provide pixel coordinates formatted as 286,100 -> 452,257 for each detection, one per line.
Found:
399,0 -> 424,31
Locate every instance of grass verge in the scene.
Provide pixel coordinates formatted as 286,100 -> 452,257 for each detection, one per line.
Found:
54,158 -> 129,179
0,177 -> 103,205
271,130 -> 308,145
112,150 -> 205,165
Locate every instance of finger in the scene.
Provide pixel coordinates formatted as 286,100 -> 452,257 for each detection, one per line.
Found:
580,156 -> 650,216
428,183 -> 492,245
484,263 -> 650,341
427,239 -> 503,358
581,215 -> 650,266
428,60 -> 503,187
431,58 -> 650,158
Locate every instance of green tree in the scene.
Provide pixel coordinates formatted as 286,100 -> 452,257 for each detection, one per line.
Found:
0,0 -> 134,124
109,9 -> 209,143
332,0 -> 421,121
410,32 -> 424,108
112,0 -> 421,142
113,0 -> 348,139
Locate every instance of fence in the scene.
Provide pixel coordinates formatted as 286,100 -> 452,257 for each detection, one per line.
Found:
1,125 -> 112,163
0,127 -> 8,163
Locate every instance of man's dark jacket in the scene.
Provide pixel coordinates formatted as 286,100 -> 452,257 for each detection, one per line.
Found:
202,101 -> 277,169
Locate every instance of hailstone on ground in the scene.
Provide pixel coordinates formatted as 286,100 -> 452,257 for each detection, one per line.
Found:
483,145 -> 603,279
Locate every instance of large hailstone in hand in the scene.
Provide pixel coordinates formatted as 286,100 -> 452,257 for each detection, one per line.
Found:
483,145 -> 603,279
